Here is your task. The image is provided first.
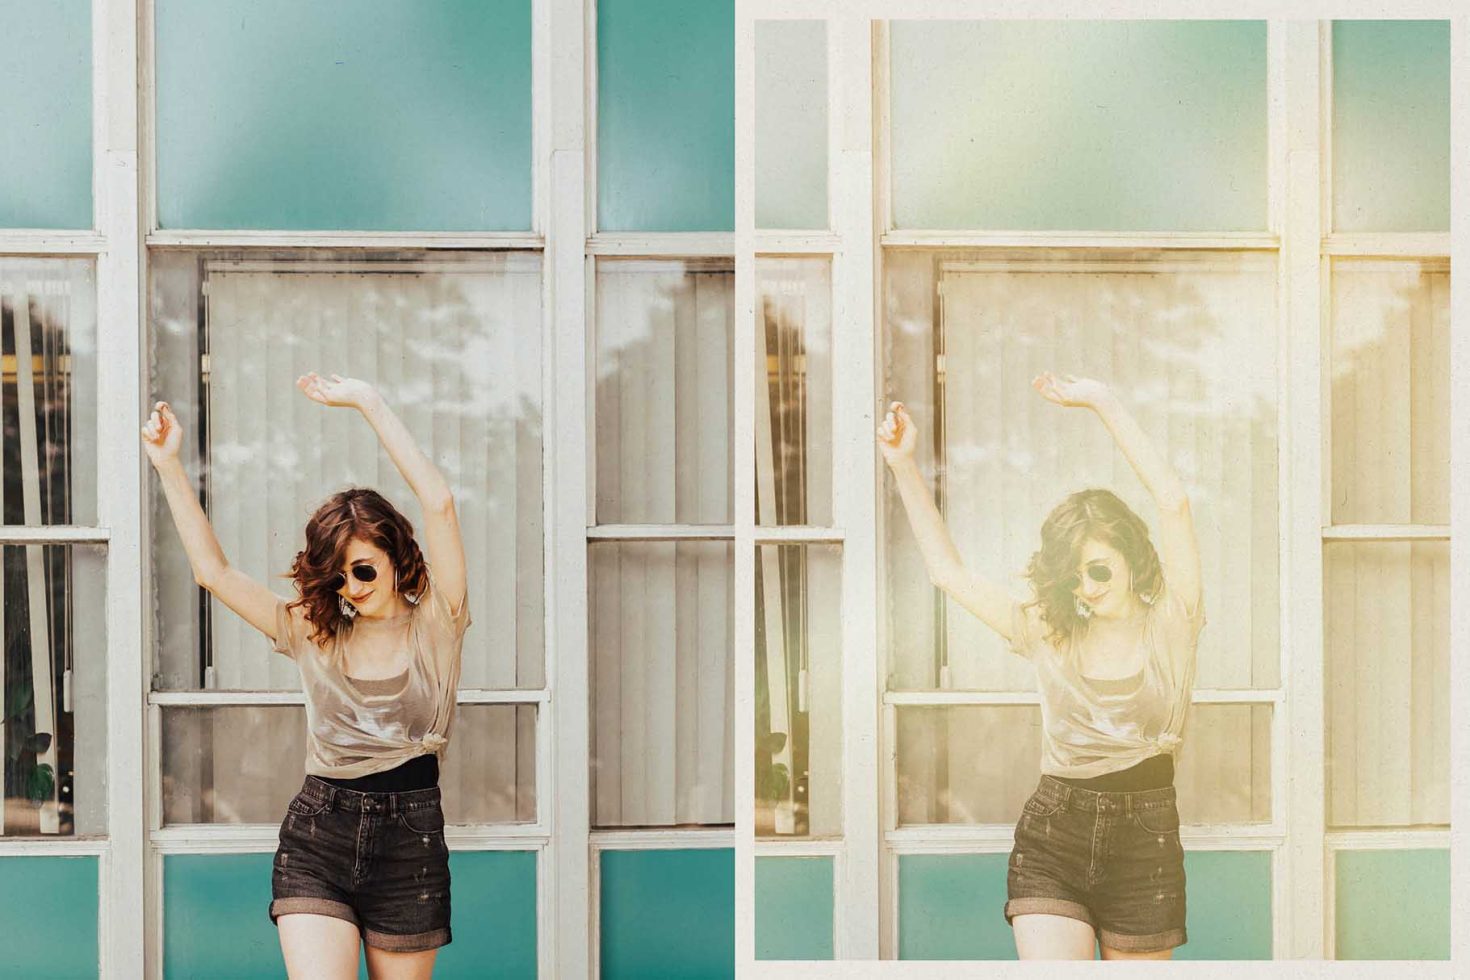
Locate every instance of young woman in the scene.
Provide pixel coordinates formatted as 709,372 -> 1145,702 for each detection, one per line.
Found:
144,373 -> 469,980
877,372 -> 1204,961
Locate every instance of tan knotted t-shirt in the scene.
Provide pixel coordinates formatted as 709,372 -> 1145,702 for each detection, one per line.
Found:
272,571 -> 471,780
1008,583 -> 1204,780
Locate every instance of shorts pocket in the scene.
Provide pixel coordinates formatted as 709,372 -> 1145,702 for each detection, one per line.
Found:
399,805 -> 446,836
1022,794 -> 1066,818
1133,804 -> 1180,835
286,794 -> 330,817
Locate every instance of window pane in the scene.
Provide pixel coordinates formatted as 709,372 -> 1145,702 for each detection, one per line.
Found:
883,250 -> 1279,692
1329,258 -> 1449,525
756,545 -> 840,839
595,260 -> 732,525
597,0 -> 734,231
756,21 -> 828,230
0,259 -> 98,526
889,21 -> 1266,231
757,258 -> 832,527
1332,21 -> 1450,233
0,1 -> 91,228
591,541 -> 732,828
1,545 -> 106,837
160,704 -> 535,825
1325,541 -> 1448,828
896,704 -> 1270,826
148,250 -> 544,691
155,0 -> 532,231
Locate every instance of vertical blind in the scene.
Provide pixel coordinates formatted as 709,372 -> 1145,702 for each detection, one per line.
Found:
592,261 -> 733,827
884,250 -> 1279,824
1326,260 -> 1449,827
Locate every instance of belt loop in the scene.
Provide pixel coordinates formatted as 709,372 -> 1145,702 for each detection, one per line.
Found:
324,784 -> 336,813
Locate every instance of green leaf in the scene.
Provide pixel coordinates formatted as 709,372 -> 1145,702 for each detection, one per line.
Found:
27,732 -> 52,755
28,763 -> 55,803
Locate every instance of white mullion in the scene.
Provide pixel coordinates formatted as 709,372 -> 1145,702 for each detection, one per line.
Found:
754,233 -> 840,254
881,231 -> 1279,250
0,838 -> 110,857
753,838 -> 844,858
586,233 -> 733,257
1279,21 -> 1327,960
145,231 -> 544,250
753,526 -> 845,544
548,0 -> 589,975
0,526 -> 112,544
590,828 -> 734,851
0,233 -> 107,254
830,12 -> 879,962
1321,524 -> 1449,541
97,0 -> 144,975
586,524 -> 736,541
1321,233 -> 1450,257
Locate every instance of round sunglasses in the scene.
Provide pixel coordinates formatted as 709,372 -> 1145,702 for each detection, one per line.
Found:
328,564 -> 379,593
1061,563 -> 1113,593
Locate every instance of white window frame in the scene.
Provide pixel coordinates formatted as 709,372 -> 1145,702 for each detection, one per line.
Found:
739,5 -> 1461,972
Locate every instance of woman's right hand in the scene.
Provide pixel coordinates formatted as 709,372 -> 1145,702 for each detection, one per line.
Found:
140,401 -> 183,467
877,401 -> 918,465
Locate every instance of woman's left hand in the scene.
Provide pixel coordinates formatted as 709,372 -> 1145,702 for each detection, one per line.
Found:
297,372 -> 379,411
1032,372 -> 1112,410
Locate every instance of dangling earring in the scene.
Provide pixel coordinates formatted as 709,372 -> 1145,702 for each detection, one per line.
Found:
339,596 -> 358,620
1074,596 -> 1093,620
395,570 -> 421,606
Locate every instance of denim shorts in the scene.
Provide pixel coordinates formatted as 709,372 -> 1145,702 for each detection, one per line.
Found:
1004,775 -> 1187,953
269,776 -> 451,952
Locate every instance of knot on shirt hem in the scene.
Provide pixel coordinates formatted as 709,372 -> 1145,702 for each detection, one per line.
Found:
419,733 -> 447,753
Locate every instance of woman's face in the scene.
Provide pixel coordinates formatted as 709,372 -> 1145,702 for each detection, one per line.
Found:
336,537 -> 398,619
1071,537 -> 1135,620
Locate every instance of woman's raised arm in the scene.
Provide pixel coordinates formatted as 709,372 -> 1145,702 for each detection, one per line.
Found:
1032,372 -> 1201,611
296,373 -> 467,611
142,401 -> 283,640
878,401 -> 1019,641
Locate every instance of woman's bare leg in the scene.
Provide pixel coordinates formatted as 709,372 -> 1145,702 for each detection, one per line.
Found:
364,945 -> 439,979
1100,944 -> 1174,960
278,913 -> 362,980
1012,913 -> 1097,959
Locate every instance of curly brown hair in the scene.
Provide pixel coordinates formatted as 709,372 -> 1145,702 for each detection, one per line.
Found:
285,488 -> 429,647
1023,488 -> 1162,647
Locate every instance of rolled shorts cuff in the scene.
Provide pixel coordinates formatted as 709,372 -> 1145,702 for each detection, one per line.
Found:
1098,925 -> 1187,953
1004,896 -> 1095,929
364,926 -> 452,952
270,897 -> 359,928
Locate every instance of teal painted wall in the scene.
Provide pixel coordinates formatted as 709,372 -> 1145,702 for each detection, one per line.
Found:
1335,848 -> 1449,960
1332,21 -> 1450,232
0,0 -> 92,228
899,851 -> 1272,959
164,851 -> 538,978
755,856 -> 834,960
597,0 -> 734,232
0,856 -> 99,978
154,0 -> 532,231
755,20 -> 827,230
889,21 -> 1267,231
600,848 -> 734,979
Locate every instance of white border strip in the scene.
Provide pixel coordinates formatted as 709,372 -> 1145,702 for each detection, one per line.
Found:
1326,829 -> 1451,851
1322,232 -> 1451,257
0,838 -> 110,857
753,525 -> 846,543
756,232 -> 842,254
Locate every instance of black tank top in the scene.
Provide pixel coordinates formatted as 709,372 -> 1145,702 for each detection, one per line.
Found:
1053,753 -> 1174,792
319,752 -> 439,793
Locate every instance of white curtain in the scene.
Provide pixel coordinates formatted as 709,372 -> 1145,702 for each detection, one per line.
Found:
1326,260 -> 1449,827
591,261 -> 734,828
884,249 -> 1279,825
